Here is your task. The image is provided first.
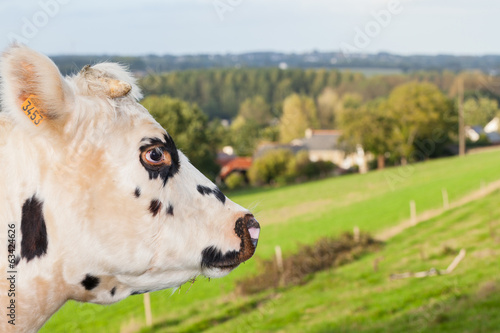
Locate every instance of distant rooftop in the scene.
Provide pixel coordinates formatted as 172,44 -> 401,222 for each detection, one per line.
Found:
254,142 -> 306,158
297,129 -> 343,151
220,157 -> 253,180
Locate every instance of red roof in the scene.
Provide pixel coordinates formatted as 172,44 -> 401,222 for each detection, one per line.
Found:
220,157 -> 253,179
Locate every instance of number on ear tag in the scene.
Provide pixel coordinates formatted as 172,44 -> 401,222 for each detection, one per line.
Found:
21,95 -> 45,126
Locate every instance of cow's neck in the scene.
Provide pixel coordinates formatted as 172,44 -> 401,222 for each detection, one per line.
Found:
0,118 -> 70,332
0,262 -> 70,332
0,215 -> 71,331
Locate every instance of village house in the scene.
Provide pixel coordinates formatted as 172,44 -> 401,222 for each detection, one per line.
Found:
291,129 -> 369,173
217,129 -> 372,182
466,117 -> 500,144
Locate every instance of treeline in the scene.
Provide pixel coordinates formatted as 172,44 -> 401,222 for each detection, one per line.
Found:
51,52 -> 500,76
140,69 -> 500,182
139,68 -> 500,120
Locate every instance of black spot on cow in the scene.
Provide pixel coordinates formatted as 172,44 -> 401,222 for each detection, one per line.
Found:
197,185 -> 212,196
134,187 -> 141,198
201,246 -> 239,269
139,134 -> 180,186
212,188 -> 226,204
110,287 -> 116,297
20,195 -> 48,262
81,274 -> 100,290
14,256 -> 20,267
131,290 -> 150,295
166,204 -> 174,216
197,185 -> 226,204
149,199 -> 162,217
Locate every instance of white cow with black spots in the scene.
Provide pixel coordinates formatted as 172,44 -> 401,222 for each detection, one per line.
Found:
0,45 -> 260,332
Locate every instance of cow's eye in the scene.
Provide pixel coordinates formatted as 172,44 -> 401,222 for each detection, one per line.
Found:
142,147 -> 170,166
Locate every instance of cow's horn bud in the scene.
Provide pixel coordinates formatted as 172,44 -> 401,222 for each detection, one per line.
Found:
82,66 -> 132,98
102,78 -> 132,98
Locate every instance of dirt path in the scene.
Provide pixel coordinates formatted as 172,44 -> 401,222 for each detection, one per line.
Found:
376,178 -> 500,241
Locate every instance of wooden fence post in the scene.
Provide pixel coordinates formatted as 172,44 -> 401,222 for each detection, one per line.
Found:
275,245 -> 284,287
410,200 -> 417,225
354,226 -> 360,243
442,188 -> 449,210
144,293 -> 153,327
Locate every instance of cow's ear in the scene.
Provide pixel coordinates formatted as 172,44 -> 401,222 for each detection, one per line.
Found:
0,44 -> 72,129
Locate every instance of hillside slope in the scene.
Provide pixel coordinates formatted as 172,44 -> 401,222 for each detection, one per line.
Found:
199,188 -> 500,332
41,150 -> 500,332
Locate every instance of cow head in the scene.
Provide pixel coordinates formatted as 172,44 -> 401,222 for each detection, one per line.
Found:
0,45 -> 260,310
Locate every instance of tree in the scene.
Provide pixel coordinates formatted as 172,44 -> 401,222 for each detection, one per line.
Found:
228,96 -> 275,156
206,118 -> 231,151
317,87 -> 341,129
220,71 -> 238,119
340,93 -> 363,110
385,82 -> 455,162
279,94 -> 319,143
237,96 -> 273,126
138,69 -> 500,122
229,116 -> 261,157
141,95 -> 220,178
463,97 -> 499,126
337,98 -> 395,169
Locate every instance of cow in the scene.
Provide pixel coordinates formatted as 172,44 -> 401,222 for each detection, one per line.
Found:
0,45 -> 260,332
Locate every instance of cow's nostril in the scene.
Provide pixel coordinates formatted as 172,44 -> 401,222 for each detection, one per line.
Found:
246,216 -> 260,248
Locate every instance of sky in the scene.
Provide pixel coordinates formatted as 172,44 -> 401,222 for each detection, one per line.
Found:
0,0 -> 497,56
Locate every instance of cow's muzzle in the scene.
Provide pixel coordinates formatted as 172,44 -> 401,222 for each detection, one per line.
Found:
201,214 -> 260,270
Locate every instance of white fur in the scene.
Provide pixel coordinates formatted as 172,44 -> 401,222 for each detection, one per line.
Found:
0,45 -> 255,332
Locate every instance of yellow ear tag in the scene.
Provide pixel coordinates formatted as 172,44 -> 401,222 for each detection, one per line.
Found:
21,95 -> 45,126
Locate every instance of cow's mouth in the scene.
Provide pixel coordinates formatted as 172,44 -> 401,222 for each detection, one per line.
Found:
201,215 -> 260,271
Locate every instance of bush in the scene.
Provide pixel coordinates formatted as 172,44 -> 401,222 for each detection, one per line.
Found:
237,232 -> 382,295
249,149 -> 336,186
248,149 -> 294,186
288,150 -> 336,180
285,150 -> 309,180
314,160 -> 336,176
225,172 -> 246,190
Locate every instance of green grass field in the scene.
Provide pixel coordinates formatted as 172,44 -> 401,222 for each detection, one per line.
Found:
41,150 -> 500,332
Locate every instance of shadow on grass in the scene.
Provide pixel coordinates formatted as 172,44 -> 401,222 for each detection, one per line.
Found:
140,318 -> 182,332
140,296 -> 271,333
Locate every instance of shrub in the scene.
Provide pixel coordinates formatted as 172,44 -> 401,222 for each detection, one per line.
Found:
249,149 -> 337,186
314,160 -> 336,176
288,150 -> 336,180
225,172 -> 246,190
237,232 -> 382,295
248,149 -> 294,186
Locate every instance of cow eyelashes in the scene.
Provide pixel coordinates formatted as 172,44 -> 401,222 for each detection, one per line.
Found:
141,146 -> 172,167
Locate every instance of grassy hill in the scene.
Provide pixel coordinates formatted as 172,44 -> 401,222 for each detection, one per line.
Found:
41,150 -> 500,332
150,187 -> 500,333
